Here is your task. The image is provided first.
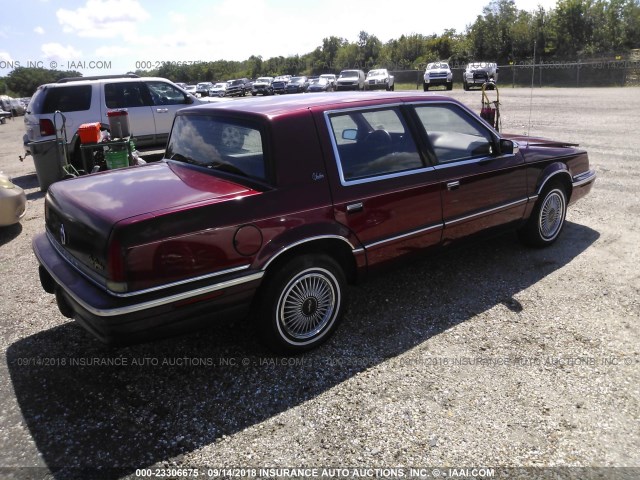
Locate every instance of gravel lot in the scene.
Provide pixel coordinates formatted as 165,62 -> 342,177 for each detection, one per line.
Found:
0,88 -> 638,480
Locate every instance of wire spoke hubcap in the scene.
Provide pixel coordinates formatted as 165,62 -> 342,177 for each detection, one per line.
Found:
539,190 -> 565,240
278,270 -> 338,342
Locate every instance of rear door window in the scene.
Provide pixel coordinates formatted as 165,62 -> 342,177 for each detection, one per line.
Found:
327,106 -> 424,183
104,82 -> 151,109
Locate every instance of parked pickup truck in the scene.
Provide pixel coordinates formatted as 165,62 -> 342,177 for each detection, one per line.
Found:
365,69 -> 395,91
463,62 -> 499,90
33,92 -> 596,353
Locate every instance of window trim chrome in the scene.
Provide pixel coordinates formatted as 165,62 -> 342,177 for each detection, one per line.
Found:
433,156 -> 492,170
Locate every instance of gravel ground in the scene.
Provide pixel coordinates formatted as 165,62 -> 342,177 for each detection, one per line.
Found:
0,88 -> 638,480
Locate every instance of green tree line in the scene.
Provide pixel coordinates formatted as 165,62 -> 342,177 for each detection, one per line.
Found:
2,0 -> 639,96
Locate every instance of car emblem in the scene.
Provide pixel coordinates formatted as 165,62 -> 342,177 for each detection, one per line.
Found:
60,224 -> 67,245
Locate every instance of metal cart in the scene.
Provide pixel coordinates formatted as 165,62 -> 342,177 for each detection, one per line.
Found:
480,82 -> 501,132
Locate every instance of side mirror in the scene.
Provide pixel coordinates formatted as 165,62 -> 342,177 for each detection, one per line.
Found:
342,129 -> 358,141
499,139 -> 519,155
185,96 -> 194,105
471,142 -> 494,156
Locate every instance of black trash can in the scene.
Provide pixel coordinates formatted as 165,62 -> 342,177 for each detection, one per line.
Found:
29,139 -> 64,191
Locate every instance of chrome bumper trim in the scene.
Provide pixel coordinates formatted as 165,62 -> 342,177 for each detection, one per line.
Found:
573,169 -> 597,187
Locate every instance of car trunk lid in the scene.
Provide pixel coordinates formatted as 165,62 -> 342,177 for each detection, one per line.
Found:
45,162 -> 261,285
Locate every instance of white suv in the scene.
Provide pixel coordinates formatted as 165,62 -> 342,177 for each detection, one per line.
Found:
23,74 -> 224,168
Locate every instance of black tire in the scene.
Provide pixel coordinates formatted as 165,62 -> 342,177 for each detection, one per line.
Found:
69,139 -> 84,172
446,82 -> 453,91
255,254 -> 346,353
423,83 -> 429,92
463,82 -> 469,91
518,182 -> 568,247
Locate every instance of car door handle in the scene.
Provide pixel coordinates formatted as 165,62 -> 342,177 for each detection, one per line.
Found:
447,181 -> 460,190
346,202 -> 364,213
156,108 -> 169,113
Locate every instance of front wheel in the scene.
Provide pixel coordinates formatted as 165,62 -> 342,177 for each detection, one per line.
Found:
255,254 -> 346,353
423,83 -> 429,92
518,183 -> 567,247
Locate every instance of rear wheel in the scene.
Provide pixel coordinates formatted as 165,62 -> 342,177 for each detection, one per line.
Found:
69,139 -> 85,173
256,254 -> 346,353
518,182 -> 568,247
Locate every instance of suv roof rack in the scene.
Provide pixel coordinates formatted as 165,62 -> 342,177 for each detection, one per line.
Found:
56,73 -> 140,84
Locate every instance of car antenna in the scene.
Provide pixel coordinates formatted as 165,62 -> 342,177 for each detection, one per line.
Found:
527,37 -> 537,138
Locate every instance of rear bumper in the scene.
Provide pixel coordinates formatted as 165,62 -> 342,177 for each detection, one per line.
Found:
32,233 -> 263,345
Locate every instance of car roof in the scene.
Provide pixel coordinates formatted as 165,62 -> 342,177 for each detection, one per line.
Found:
39,76 -> 173,88
180,91 -> 458,119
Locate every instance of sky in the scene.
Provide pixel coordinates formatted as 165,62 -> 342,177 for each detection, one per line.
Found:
0,0 -> 559,77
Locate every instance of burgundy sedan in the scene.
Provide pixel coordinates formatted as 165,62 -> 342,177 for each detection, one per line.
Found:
33,92 -> 596,352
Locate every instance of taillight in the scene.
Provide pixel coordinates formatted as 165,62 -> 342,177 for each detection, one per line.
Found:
106,235 -> 127,293
39,119 -> 55,136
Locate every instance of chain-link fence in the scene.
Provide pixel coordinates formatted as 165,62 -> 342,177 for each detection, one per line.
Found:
392,54 -> 640,89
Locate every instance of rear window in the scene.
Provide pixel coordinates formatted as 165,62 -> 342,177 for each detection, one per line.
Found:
166,115 -> 267,182
34,85 -> 92,114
